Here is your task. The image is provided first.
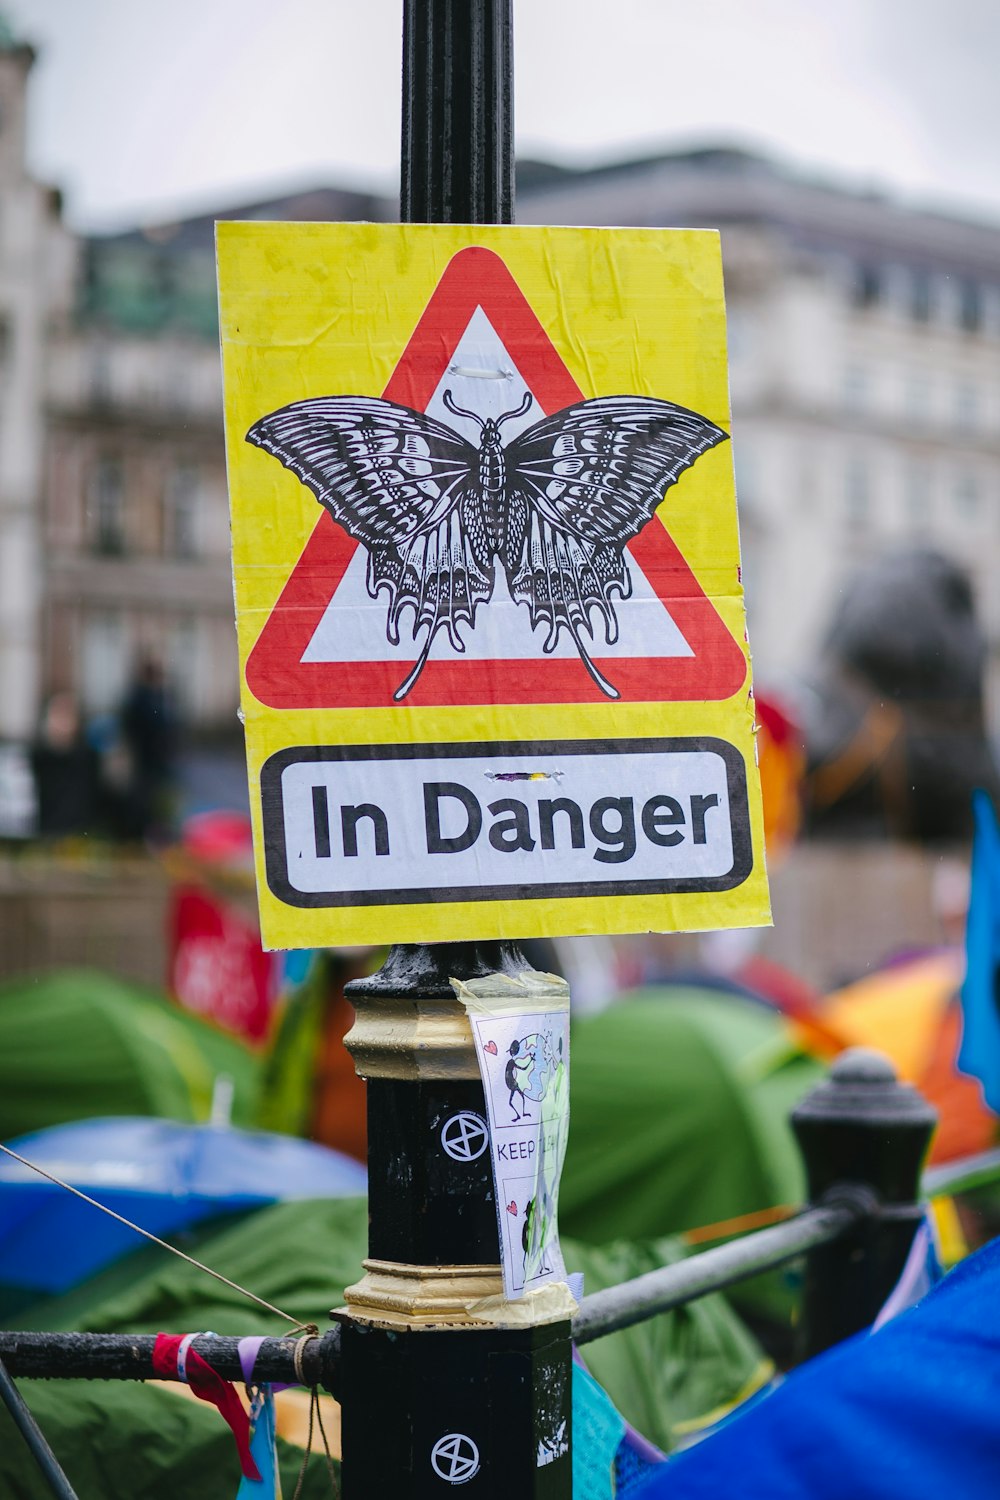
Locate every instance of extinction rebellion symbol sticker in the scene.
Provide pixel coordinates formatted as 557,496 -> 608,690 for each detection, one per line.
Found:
440,1112 -> 489,1162
430,1433 -> 480,1484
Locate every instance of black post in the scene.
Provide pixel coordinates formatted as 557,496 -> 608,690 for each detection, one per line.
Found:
332,23 -> 569,1488
348,943 -> 526,1270
401,0 -> 514,224
337,941 -> 571,1497
335,11 -> 572,1495
791,1047 -> 938,1362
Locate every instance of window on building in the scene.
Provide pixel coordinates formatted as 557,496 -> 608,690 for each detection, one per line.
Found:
161,357 -> 193,412
905,464 -> 932,525
910,270 -> 932,323
80,610 -> 129,715
843,364 -> 870,411
845,457 -> 870,524
168,617 -> 198,717
727,306 -> 748,364
954,381 -> 979,431
955,471 -> 980,519
983,286 -> 1000,338
732,435 -> 758,501
164,463 -> 199,558
904,373 -> 931,423
90,344 -> 113,405
905,372 -> 935,426
90,457 -> 125,555
959,280 -> 983,333
850,263 -> 881,309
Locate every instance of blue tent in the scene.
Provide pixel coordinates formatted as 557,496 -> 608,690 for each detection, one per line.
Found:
636,1235 -> 1000,1499
0,1116 -> 366,1294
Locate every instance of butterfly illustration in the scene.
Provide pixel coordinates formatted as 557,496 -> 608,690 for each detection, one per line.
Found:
247,389 -> 728,701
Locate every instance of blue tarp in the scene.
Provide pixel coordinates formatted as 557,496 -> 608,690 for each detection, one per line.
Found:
958,790 -> 1000,1111
0,1116 -> 366,1293
636,1234 -> 1000,1499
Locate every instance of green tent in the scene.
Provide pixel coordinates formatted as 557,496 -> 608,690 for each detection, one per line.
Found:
560,986 -> 826,1330
562,987 -> 824,1246
0,969 -> 260,1139
0,982 -> 819,1492
3,1197 -> 768,1496
564,1236 -> 770,1451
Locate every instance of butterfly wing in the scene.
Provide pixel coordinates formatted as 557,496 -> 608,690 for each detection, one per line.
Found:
247,396 -> 491,698
503,396 -> 729,697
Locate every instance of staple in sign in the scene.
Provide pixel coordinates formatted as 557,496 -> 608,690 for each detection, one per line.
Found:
448,363 -> 513,379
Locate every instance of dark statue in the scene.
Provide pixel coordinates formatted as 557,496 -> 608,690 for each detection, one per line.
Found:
802,549 -> 999,841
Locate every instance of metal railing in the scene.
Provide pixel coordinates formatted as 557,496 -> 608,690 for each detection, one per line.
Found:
2,1045 -> 996,1499
573,1201 -> 861,1344
0,1329 -> 341,1392
573,1141 -> 1000,1346
5,1126 -> 998,1396
924,1146 -> 1000,1198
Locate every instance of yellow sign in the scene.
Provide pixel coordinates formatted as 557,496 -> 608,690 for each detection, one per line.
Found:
217,223 -> 770,949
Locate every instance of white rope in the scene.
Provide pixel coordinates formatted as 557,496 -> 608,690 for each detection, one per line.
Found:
0,1142 -> 305,1328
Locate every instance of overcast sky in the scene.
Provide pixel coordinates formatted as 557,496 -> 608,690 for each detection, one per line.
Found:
8,0 -> 1000,231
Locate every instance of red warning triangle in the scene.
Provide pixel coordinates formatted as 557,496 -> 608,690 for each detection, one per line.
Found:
245,245 -> 747,710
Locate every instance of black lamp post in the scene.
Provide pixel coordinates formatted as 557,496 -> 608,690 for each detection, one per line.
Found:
334,8 -> 573,1495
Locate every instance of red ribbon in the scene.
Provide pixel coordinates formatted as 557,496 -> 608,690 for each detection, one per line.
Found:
152,1333 -> 261,1481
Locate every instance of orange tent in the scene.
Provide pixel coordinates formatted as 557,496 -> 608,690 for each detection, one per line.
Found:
823,951 -> 996,1164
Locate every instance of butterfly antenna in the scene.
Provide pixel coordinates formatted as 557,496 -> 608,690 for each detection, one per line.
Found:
574,639 -> 621,700
497,391 -> 533,428
393,629 -> 436,702
442,389 -> 482,426
557,612 -> 620,699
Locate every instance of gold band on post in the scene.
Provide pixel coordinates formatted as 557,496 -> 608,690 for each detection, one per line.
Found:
344,995 -> 480,1081
342,1258 -> 504,1327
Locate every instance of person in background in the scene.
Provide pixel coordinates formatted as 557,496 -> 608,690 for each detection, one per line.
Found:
120,655 -> 178,842
29,693 -> 102,838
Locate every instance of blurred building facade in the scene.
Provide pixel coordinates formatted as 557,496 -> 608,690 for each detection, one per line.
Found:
45,187 -> 379,735
0,30 -> 76,740
519,149 -> 1000,741
1,24 -> 999,747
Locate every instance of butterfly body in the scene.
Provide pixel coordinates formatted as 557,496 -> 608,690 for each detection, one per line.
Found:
477,417 -> 506,500
470,443 -> 507,558
247,389 -> 728,701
